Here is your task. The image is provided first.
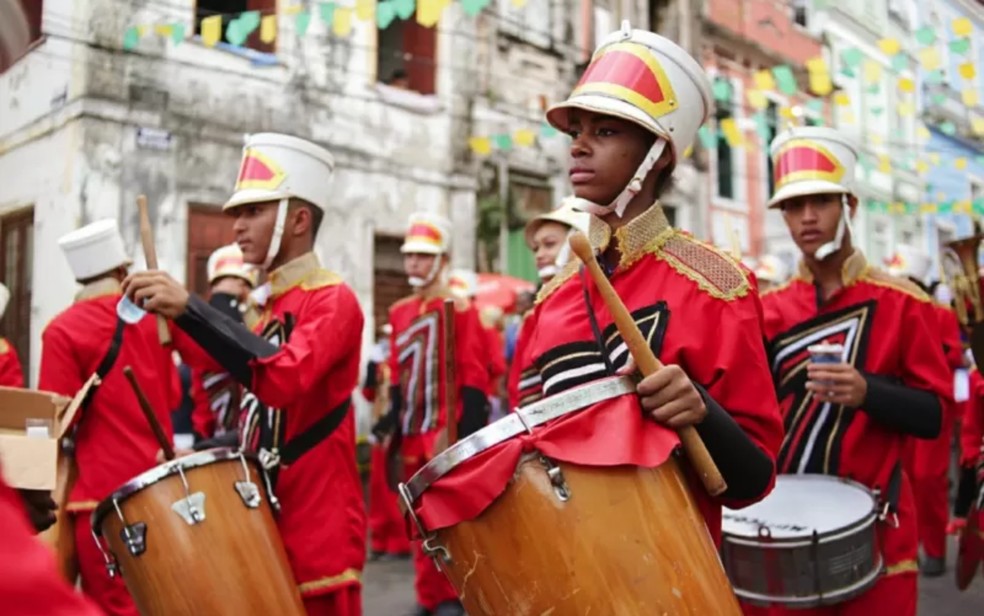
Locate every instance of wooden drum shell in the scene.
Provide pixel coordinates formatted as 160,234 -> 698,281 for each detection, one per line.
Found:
95,455 -> 304,616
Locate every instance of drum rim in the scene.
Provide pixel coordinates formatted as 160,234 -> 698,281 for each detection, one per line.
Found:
402,375 -> 637,504
90,447 -> 259,533
721,473 -> 878,541
732,552 -> 884,607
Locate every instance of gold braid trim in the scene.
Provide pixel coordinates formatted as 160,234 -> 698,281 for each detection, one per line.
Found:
655,232 -> 751,301
884,559 -> 918,577
862,268 -> 932,303
534,260 -> 579,305
297,568 -> 362,595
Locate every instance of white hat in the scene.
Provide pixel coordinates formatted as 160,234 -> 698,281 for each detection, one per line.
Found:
0,283 -> 8,320
207,243 -> 258,287
547,21 -> 712,218
57,219 -> 132,281
449,269 -> 478,299
401,212 -> 452,255
0,0 -> 30,73
524,198 -> 592,248
768,126 -> 858,209
225,133 -> 335,270
886,245 -> 932,284
754,255 -> 789,285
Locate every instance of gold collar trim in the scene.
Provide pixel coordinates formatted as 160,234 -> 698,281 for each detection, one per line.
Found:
269,252 -> 323,298
797,250 -> 868,287
588,202 -> 673,266
75,278 -> 122,302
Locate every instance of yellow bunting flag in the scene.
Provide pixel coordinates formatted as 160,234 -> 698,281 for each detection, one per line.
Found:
283,3 -> 305,15
468,137 -> 492,155
261,15 -> 277,43
877,38 -> 901,55
201,15 -> 222,47
809,69 -> 833,96
897,101 -> 915,117
915,159 -> 929,174
964,89 -> 980,107
779,106 -> 796,120
929,153 -> 942,165
918,47 -> 942,71
972,115 -> 984,136
511,0 -> 528,6
417,0 -> 443,27
333,7 -> 353,36
916,123 -> 931,141
834,92 -> 850,107
956,158 -> 969,170
754,70 -> 776,92
154,24 -> 173,37
863,59 -> 882,84
683,144 -> 694,159
959,62 -> 976,80
956,200 -> 972,214
136,25 -> 151,37
870,134 -> 884,146
898,77 -> 915,93
356,0 -> 376,21
720,118 -> 744,147
953,17 -> 973,37
920,202 -> 938,214
747,90 -> 768,110
513,128 -> 536,147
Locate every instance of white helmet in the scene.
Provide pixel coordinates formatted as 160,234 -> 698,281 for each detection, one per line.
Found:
886,245 -> 932,285
0,282 -> 9,320
754,255 -> 789,285
768,126 -> 859,261
449,269 -> 478,299
57,219 -> 133,282
207,243 -> 258,287
525,198 -> 592,280
225,133 -> 335,270
401,212 -> 452,288
547,21 -> 712,218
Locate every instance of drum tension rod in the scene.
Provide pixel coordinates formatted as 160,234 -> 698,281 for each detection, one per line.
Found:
398,483 -> 451,564
539,456 -> 571,502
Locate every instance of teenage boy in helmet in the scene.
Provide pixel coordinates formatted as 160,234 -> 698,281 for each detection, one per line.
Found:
514,21 -> 784,542
370,212 -> 488,616
124,133 -> 366,614
755,127 -> 951,616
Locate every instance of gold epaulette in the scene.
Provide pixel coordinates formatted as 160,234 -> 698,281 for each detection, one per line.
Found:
300,269 -> 343,291
863,268 -> 931,302
655,231 -> 751,301
534,260 -> 579,305
0,338 -> 9,354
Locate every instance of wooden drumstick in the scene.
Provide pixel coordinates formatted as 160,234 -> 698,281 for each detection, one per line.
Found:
568,232 -> 728,497
443,299 -> 458,448
136,195 -> 172,345
123,366 -> 176,462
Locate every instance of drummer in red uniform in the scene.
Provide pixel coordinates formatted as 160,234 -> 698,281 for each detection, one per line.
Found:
888,245 -> 964,576
516,21 -> 784,539
370,212 -> 488,616
40,218 -> 183,615
124,133 -> 367,615
756,126 -> 951,616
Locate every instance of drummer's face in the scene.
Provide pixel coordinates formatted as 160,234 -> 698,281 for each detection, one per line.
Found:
532,222 -> 569,270
404,252 -> 439,278
566,109 -> 654,205
231,200 -> 278,265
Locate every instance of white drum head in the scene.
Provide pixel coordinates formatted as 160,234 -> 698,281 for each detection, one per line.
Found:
722,475 -> 875,539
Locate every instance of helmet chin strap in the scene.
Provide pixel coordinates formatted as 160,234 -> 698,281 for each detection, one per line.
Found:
572,139 -> 667,218
814,194 -> 854,261
409,254 -> 444,289
262,198 -> 290,270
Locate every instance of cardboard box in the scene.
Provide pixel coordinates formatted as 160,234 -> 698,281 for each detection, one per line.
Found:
0,381 -> 89,490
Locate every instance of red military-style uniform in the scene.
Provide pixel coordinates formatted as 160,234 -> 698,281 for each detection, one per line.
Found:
515,206 -> 785,543
905,303 -> 963,561
757,251 -> 951,616
39,278 -> 182,616
960,370 -> 984,471
0,338 -> 24,387
0,464 -> 102,616
388,290 -> 488,611
482,323 -> 506,399
231,253 -> 366,611
190,366 -> 241,440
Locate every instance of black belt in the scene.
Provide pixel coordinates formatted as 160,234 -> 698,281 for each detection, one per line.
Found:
259,397 -> 352,471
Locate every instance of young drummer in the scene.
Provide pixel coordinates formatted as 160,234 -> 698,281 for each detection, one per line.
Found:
514,21 -> 784,540
757,127 -> 951,616
124,134 -> 366,614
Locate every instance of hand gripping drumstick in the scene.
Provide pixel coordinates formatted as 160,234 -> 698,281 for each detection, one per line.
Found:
136,195 -> 172,345
568,232 -> 728,497
443,299 -> 458,448
123,366 -> 176,462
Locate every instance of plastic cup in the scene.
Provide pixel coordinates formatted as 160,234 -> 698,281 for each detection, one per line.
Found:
808,342 -> 844,388
116,295 -> 147,324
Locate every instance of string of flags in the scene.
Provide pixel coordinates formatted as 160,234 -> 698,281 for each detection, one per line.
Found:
866,198 -> 984,217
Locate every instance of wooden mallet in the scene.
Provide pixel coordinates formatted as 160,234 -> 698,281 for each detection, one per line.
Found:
443,299 -> 458,448
136,195 -> 172,345
568,231 -> 728,497
123,366 -> 175,462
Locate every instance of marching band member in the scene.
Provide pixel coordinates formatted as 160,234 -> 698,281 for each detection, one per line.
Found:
888,245 -> 964,576
516,21 -> 784,541
952,360 -> 983,537
508,200 -> 589,409
190,243 -> 257,444
756,127 -> 951,615
753,255 -> 789,294
124,133 -> 367,615
370,213 -> 488,616
40,219 -> 184,615
0,283 -> 23,387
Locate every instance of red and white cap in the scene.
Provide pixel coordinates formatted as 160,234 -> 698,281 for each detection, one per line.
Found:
768,126 -> 858,208
524,198 -> 591,249
886,245 -> 932,284
208,243 -> 258,287
57,219 -> 133,281
547,21 -> 712,218
449,269 -> 478,299
401,212 -> 452,256
225,133 -> 335,269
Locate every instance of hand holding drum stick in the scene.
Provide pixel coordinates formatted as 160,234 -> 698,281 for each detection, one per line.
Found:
568,232 -> 728,497
123,366 -> 176,462
136,195 -> 172,345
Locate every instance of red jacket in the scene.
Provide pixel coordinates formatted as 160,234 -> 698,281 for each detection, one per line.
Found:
961,370 -> 984,468
0,338 -> 23,387
518,206 -> 784,544
39,278 -> 182,511
236,253 -> 366,597
0,465 -> 102,615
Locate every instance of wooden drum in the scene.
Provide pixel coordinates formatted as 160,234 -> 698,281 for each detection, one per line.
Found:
91,448 -> 304,616
400,376 -> 742,615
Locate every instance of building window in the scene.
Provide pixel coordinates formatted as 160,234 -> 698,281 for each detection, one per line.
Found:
377,19 -> 436,94
0,208 -> 33,384
195,0 -> 276,52
715,78 -> 735,200
186,204 -> 238,298
373,235 -> 412,333
650,0 -> 673,34
498,0 -> 551,48
791,0 -> 808,28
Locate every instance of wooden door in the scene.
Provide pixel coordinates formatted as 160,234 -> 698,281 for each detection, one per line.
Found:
187,204 -> 236,298
0,208 -> 34,383
373,235 -> 412,334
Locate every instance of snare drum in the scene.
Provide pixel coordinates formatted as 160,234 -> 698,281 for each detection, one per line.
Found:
721,474 -> 882,608
401,377 -> 742,616
91,448 -> 304,616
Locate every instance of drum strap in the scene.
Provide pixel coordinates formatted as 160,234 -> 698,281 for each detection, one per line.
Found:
83,316 -> 127,408
268,397 -> 352,471
877,461 -> 904,527
578,267 -> 616,375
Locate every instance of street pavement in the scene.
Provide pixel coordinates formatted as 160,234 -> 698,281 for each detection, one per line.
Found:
362,537 -> 984,615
